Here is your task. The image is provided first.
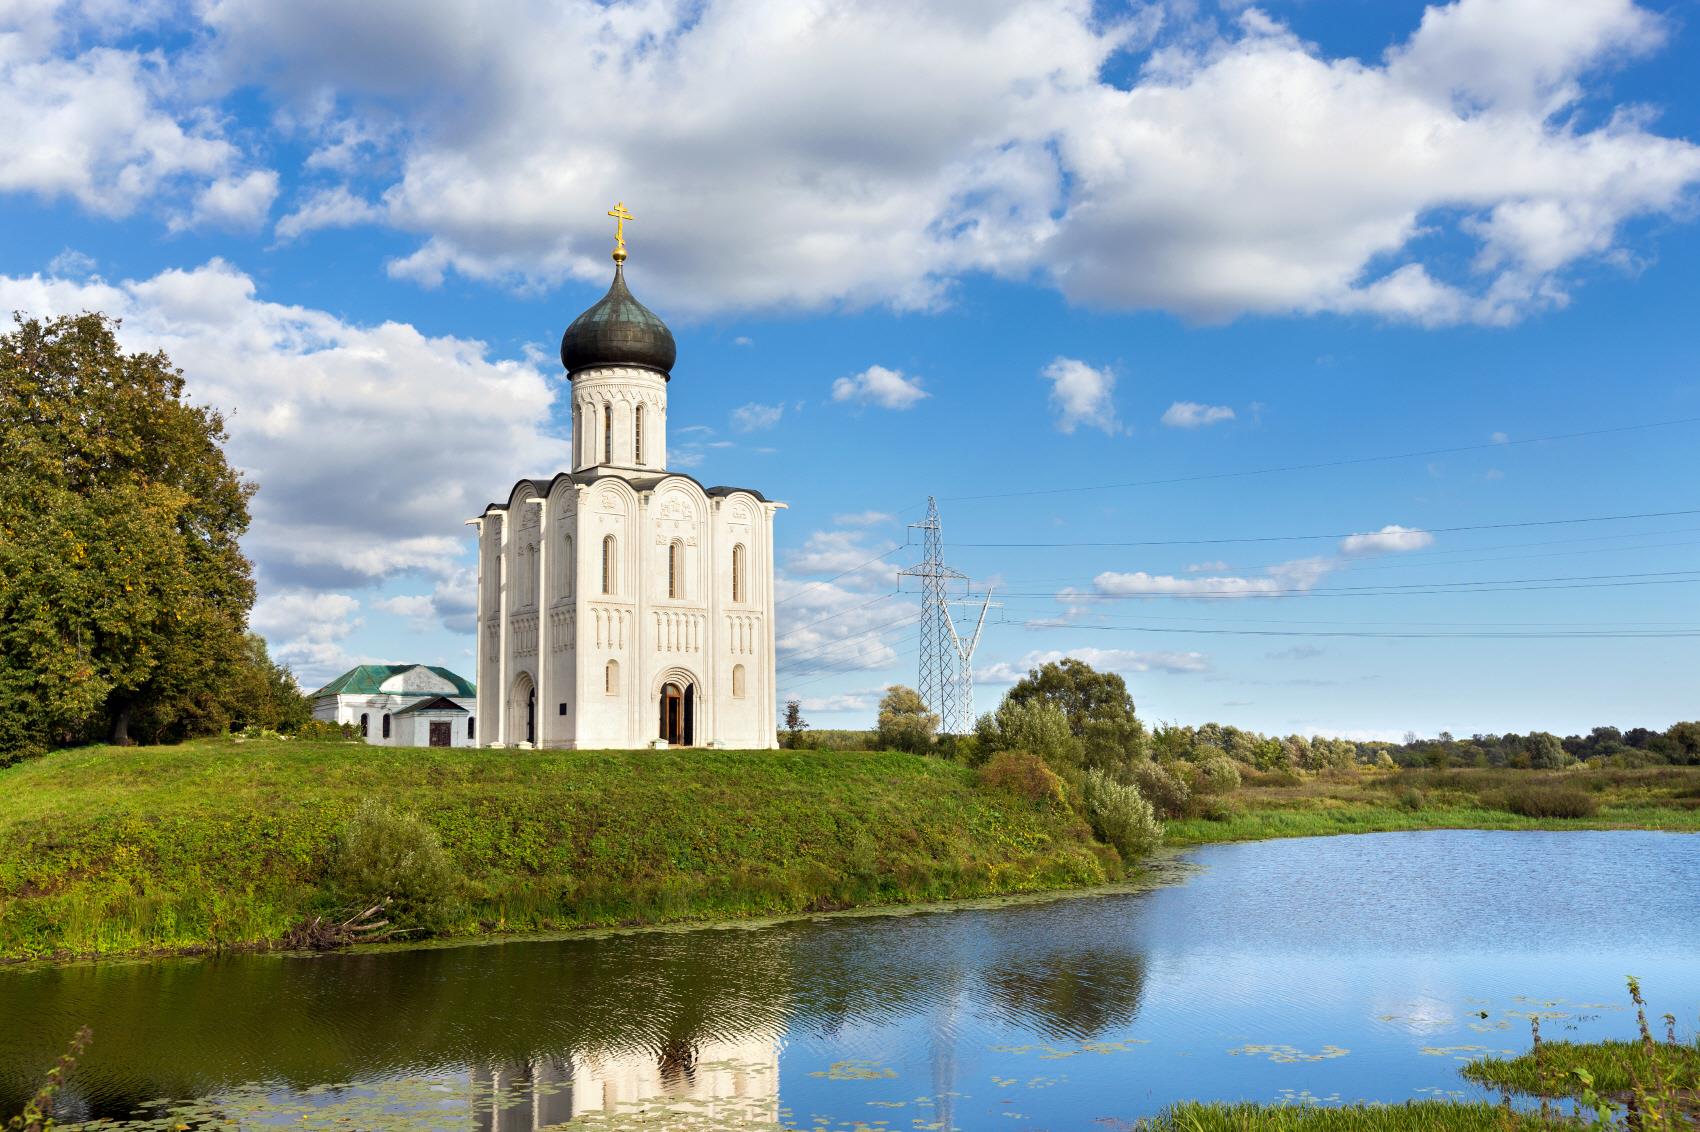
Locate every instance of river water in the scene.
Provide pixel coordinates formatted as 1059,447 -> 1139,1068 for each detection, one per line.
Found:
2,829 -> 1696,1130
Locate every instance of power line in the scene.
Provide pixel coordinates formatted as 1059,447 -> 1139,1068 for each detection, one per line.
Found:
1004,620 -> 1700,640
938,416 -> 1700,504
982,568 -> 1700,600
947,508 -> 1700,549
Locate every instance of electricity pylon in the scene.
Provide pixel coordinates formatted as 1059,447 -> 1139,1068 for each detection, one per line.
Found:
899,498 -> 998,734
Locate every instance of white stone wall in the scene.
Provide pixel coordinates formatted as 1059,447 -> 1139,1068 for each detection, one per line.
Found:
311,694 -> 477,746
474,361 -> 781,750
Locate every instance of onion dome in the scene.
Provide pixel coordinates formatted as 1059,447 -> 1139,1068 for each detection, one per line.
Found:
559,262 -> 677,378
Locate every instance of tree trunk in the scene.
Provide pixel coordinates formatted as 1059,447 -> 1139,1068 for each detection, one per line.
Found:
110,700 -> 133,746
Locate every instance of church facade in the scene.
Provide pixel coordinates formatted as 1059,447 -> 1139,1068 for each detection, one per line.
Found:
470,208 -> 782,749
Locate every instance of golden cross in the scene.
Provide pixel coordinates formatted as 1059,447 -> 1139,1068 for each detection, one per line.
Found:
607,201 -> 634,260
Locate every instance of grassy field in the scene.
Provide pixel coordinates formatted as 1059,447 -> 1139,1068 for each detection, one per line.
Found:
0,740 -> 1114,962
1139,1101 -> 1554,1132
1164,765 -> 1700,846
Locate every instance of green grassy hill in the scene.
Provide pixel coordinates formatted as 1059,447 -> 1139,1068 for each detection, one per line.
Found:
0,740 -> 1114,962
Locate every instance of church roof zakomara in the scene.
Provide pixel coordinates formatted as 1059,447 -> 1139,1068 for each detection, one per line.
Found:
307,664 -> 475,700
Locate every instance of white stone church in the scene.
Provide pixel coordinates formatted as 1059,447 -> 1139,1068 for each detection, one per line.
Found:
469,210 -> 782,749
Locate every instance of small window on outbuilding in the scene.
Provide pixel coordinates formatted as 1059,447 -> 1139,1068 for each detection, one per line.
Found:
468,716 -> 476,741
360,712 -> 370,737
381,713 -> 391,739
559,702 -> 567,716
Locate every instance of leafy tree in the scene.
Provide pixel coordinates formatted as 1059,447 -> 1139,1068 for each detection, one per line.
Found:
1006,658 -> 1136,736
0,314 -> 255,756
1526,731 -> 1569,770
875,685 -> 937,753
782,698 -> 808,749
226,633 -> 312,733
977,697 -> 1081,769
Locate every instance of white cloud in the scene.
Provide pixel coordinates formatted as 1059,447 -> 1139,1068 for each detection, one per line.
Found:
833,510 -> 895,527
979,646 -> 1210,685
796,690 -> 881,713
1339,524 -> 1435,556
1086,555 -> 1336,600
0,9 -> 242,217
1043,357 -> 1121,435
250,591 -> 364,684
176,169 -> 279,232
0,259 -> 561,600
1186,560 -> 1229,573
784,529 -> 898,584
831,365 -> 928,410
275,185 -> 384,240
731,401 -> 784,432
373,593 -> 437,630
154,0 -> 1700,326
45,248 -> 97,277
1491,431 -> 1509,444
1161,401 -> 1235,428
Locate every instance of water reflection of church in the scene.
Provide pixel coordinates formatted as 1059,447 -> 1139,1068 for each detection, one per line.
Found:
471,1036 -> 779,1130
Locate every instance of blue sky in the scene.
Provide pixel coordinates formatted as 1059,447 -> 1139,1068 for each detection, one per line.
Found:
2,0 -> 1696,739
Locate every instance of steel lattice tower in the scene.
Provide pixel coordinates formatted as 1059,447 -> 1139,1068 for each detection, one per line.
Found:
898,498 -> 965,732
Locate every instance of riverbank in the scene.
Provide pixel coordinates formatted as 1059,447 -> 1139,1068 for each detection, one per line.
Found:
1164,765 -> 1700,845
3,745 -> 1697,964
0,740 -> 1116,962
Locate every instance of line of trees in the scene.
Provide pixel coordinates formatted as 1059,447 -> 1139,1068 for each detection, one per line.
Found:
1,314 -> 307,763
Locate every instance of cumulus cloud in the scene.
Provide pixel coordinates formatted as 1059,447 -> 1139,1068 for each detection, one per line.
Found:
138,0 -> 1699,326
731,401 -> 785,432
1339,524 -> 1435,556
1084,556 -> 1336,601
831,365 -> 928,410
979,646 -> 1210,685
1162,401 -> 1235,428
0,259 -> 561,598
250,591 -> 364,682
176,169 -> 279,232
1043,357 -> 1121,435
0,6 -> 246,217
275,185 -> 384,240
784,529 -> 898,585
833,510 -> 895,527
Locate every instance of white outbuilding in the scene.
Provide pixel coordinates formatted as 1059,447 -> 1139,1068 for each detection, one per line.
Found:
469,209 -> 783,749
307,663 -> 478,747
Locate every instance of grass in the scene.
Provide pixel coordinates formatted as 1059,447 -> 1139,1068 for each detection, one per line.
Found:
1163,766 -> 1700,846
0,739 -> 1114,962
1464,1040 -> 1700,1097
1141,1102 -> 1553,1132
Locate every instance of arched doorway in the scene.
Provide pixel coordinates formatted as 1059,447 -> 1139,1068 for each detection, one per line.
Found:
658,681 -> 694,746
509,672 -> 537,746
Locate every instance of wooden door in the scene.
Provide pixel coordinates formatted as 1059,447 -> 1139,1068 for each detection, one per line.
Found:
661,683 -> 684,745
429,720 -> 451,747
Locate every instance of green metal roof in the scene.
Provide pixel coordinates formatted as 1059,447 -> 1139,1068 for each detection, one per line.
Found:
308,664 -> 475,700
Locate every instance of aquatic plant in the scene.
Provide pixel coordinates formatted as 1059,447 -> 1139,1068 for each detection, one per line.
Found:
4,1026 -> 89,1132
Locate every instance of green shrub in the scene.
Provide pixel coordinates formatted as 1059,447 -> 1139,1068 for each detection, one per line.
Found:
1197,796 -> 1238,822
1083,769 -> 1164,860
1490,785 -> 1598,818
977,698 -> 1083,769
876,686 -> 938,753
325,801 -> 462,933
294,718 -> 357,742
977,750 -> 1067,809
1397,787 -> 1426,812
1194,755 -> 1242,795
1131,759 -> 1191,819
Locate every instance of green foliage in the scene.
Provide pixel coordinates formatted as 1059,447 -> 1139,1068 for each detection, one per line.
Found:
1488,785 -> 1598,818
325,801 -> 463,933
875,685 -> 938,753
1082,769 -> 1163,861
1525,731 -> 1571,770
3,1026 -> 90,1132
977,697 -> 1082,769
1193,755 -> 1242,795
1131,759 -> 1192,819
0,314 -> 255,757
1396,787 -> 1427,812
225,634 -> 312,734
1143,1101 -> 1553,1132
782,698 -> 807,748
292,719 -> 359,742
1005,657 -> 1136,736
0,741 -> 1112,961
976,750 -> 1068,809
